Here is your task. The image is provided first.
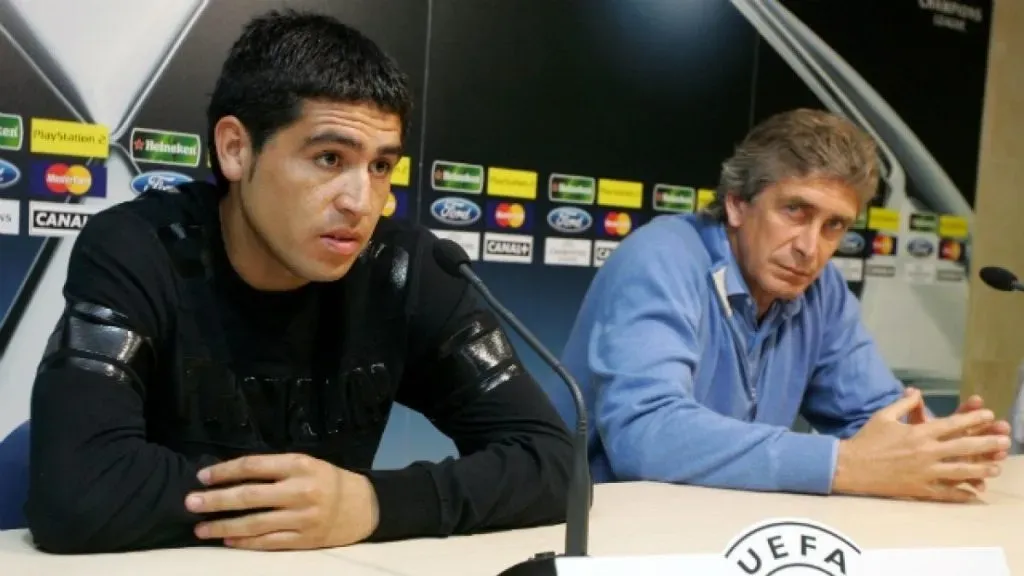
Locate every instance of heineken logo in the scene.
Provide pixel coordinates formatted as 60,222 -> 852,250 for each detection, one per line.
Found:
549,173 -> 596,205
431,160 -> 484,194
653,183 -> 695,213
0,112 -> 22,151
909,212 -> 938,233
130,127 -> 202,168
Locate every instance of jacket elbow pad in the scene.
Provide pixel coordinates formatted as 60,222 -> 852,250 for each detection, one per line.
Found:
38,301 -> 155,397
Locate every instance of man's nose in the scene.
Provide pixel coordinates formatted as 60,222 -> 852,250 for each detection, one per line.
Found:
332,168 -> 373,217
793,225 -> 820,258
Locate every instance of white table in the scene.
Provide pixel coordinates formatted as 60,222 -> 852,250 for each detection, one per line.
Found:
3,456 -> 1022,575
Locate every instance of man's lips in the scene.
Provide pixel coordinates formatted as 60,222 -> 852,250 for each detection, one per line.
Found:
778,264 -> 811,278
320,230 -> 361,255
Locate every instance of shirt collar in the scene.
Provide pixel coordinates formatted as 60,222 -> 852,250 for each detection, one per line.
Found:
696,218 -> 803,321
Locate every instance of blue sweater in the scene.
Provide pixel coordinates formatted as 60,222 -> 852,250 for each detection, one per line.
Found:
557,213 -> 903,494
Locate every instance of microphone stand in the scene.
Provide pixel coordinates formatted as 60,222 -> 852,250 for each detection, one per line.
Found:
453,265 -> 592,575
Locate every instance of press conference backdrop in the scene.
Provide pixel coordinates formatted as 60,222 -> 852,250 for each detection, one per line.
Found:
0,0 -> 992,468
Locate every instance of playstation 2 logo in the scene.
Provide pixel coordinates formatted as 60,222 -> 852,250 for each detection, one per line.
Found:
723,519 -> 860,575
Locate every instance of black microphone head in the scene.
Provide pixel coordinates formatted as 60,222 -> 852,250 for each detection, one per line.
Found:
433,238 -> 471,277
979,266 -> 1018,291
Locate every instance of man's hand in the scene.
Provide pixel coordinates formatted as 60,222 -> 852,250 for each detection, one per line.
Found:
906,388 -> 1012,463
908,388 -> 1011,431
832,388 -> 1012,503
184,453 -> 379,550
903,388 -> 1011,492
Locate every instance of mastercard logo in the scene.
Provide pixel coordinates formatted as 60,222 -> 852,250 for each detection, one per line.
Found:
382,192 -> 397,218
494,202 -> 526,228
45,163 -> 93,195
604,212 -> 632,237
939,239 -> 963,262
872,233 -> 897,256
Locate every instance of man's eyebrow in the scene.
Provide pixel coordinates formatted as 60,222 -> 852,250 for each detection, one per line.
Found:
781,194 -> 812,207
832,214 -> 856,227
303,131 -> 362,150
377,143 -> 403,157
303,132 -> 403,157
784,193 -> 856,225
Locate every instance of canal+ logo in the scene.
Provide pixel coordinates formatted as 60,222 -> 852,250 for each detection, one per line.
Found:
723,519 -> 861,576
130,170 -> 192,194
430,196 -> 481,226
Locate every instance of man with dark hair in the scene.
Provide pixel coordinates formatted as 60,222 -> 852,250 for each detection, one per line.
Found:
26,10 -> 572,554
556,108 -> 1011,502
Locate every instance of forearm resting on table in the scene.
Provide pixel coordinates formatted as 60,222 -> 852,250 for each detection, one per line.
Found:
601,398 -> 839,494
27,368 -> 213,553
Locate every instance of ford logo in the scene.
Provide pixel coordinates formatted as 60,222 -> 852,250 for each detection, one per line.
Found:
547,206 -> 592,234
0,158 -> 21,189
130,170 -> 192,194
907,237 -> 935,258
837,232 -> 865,255
430,196 -> 481,226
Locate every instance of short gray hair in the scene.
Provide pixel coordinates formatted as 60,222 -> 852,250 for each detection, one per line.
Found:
702,108 -> 880,221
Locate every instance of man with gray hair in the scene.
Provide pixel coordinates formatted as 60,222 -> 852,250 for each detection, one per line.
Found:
556,108 -> 1012,502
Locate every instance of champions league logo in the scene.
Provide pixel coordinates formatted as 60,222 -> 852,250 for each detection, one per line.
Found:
723,519 -> 862,575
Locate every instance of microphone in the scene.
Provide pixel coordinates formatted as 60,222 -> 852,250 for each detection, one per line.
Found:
432,239 -> 592,572
979,266 -> 1024,292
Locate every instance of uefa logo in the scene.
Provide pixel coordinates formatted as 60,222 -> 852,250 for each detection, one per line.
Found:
723,519 -> 861,575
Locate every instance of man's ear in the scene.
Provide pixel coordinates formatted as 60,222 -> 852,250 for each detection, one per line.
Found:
723,192 -> 747,228
213,116 -> 252,183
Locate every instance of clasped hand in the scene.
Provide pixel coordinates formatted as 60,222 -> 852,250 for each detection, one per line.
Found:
184,453 -> 379,550
836,388 -> 1012,502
